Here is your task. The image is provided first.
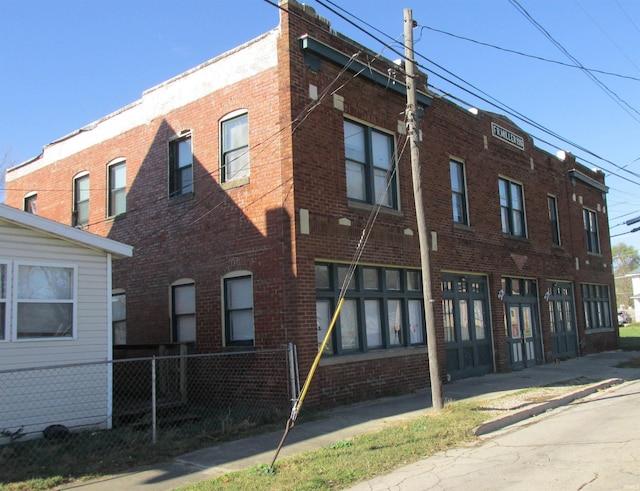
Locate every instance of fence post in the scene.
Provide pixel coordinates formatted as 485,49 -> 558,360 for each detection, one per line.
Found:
151,356 -> 157,445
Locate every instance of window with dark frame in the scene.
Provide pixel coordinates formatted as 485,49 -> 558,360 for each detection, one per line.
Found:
548,195 -> 560,246
73,174 -> 90,227
499,177 -> 526,237
108,161 -> 126,217
582,283 -> 612,329
112,292 -> 126,345
0,263 -> 6,341
169,135 -> 193,197
23,193 -> 37,214
583,208 -> 600,254
344,119 -> 397,208
450,160 -> 468,225
221,113 -> 249,183
315,263 -> 424,355
224,275 -> 254,346
172,282 -> 196,343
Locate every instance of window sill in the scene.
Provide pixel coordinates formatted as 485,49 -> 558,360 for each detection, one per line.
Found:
168,192 -> 195,205
584,327 -> 615,334
501,233 -> 530,243
347,200 -> 403,217
319,345 -> 427,366
453,222 -> 475,233
221,176 -> 250,190
106,213 -> 127,223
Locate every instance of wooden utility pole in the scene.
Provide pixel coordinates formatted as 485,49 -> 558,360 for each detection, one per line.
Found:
404,8 -> 443,412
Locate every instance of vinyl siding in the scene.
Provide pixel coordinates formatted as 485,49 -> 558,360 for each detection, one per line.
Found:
0,219 -> 112,439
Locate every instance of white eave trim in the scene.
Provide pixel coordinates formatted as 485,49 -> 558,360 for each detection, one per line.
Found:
0,204 -> 133,259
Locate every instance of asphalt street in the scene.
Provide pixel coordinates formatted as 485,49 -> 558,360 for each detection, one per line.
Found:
348,379 -> 640,491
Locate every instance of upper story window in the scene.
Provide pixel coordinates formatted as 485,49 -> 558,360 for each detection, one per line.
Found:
583,208 -> 600,254
0,263 -> 7,341
171,280 -> 196,343
23,193 -> 37,214
499,177 -> 526,237
72,173 -> 90,227
221,112 -> 249,183
169,134 -> 193,198
450,159 -> 468,225
548,195 -> 561,246
16,263 -> 76,339
107,160 -> 126,217
344,119 -> 397,208
223,272 -> 254,347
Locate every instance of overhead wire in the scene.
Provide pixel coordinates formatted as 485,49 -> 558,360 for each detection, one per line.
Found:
508,0 -> 640,122
418,25 -> 640,82
315,0 -> 640,186
573,0 -> 640,73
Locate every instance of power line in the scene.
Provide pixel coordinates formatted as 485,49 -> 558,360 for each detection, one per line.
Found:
418,25 -> 640,82
508,0 -> 640,123
314,0 -> 640,186
574,0 -> 640,74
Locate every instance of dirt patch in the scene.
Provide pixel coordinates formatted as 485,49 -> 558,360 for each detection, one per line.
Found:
477,379 -> 596,412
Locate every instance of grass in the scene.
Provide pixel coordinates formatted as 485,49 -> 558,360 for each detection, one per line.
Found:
0,408 -> 291,491
619,323 -> 640,351
176,401 -> 491,491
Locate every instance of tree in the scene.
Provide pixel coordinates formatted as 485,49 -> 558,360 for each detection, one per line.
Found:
613,243 -> 639,309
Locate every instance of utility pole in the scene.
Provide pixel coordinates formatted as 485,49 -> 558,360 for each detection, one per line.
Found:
404,8 -> 443,412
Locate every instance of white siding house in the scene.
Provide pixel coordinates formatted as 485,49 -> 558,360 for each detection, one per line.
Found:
0,204 -> 132,442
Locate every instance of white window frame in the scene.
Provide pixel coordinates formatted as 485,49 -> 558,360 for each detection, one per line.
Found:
0,260 -> 9,342
10,261 -> 78,341
222,270 -> 254,347
220,110 -> 249,185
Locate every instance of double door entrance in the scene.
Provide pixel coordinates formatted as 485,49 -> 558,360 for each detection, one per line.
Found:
503,278 -> 543,370
442,274 -> 493,380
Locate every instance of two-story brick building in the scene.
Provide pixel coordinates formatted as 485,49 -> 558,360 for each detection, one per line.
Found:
4,0 -> 617,408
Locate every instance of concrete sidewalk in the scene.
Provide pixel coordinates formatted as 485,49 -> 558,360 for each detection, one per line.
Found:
62,350 -> 640,491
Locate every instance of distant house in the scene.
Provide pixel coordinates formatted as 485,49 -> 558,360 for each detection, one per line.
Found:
0,204 -> 132,441
625,266 -> 640,322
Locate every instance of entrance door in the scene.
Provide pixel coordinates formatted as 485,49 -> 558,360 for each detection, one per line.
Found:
547,282 -> 578,359
503,277 -> 543,370
442,274 -> 493,380
506,304 -> 539,369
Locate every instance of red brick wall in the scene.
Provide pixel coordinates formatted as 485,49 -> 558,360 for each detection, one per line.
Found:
4,0 -> 617,410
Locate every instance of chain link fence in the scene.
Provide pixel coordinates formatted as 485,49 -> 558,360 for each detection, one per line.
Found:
1,344 -> 299,485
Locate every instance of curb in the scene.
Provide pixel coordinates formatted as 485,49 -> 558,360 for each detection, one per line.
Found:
473,378 -> 623,436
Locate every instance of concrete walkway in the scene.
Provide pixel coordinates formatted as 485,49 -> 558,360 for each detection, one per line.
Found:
62,350 -> 640,491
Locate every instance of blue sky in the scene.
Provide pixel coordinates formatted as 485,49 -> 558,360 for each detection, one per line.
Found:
1,0 -> 639,252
